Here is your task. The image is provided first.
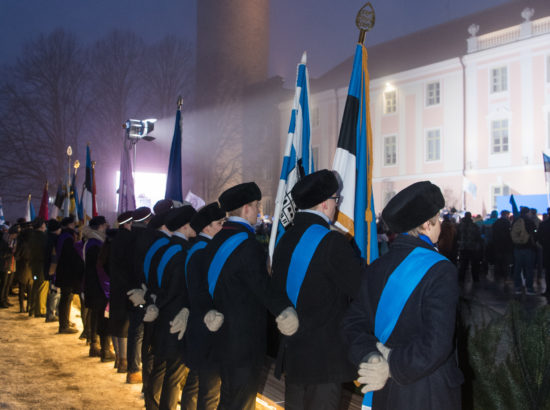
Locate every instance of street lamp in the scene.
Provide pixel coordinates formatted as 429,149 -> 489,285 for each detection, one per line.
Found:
123,118 -> 157,173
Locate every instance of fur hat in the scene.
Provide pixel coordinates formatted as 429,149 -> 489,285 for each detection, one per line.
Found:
117,211 -> 133,225
61,216 -> 75,227
132,207 -> 152,223
218,182 -> 261,212
382,181 -> 444,233
153,199 -> 174,215
47,219 -> 61,232
165,205 -> 197,231
190,203 -> 226,233
89,215 -> 107,228
291,170 -> 339,210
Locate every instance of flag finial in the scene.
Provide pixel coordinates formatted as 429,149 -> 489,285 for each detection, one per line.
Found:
301,51 -> 307,65
177,96 -> 183,110
356,2 -> 375,44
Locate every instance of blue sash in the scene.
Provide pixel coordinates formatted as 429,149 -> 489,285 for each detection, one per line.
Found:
362,247 -> 447,409
286,224 -> 330,307
207,233 -> 248,298
157,244 -> 182,288
143,237 -> 170,282
185,241 -> 208,286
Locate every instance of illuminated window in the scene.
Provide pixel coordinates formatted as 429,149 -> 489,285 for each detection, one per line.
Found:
491,119 -> 509,153
491,67 -> 507,93
384,90 -> 397,114
426,82 -> 440,106
384,135 -> 397,166
426,129 -> 441,161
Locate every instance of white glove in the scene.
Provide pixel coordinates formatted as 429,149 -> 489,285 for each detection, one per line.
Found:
203,309 -> 224,332
143,304 -> 159,322
127,283 -> 147,306
376,342 -> 391,361
358,354 -> 390,394
169,307 -> 190,340
150,293 -> 157,304
275,306 -> 299,336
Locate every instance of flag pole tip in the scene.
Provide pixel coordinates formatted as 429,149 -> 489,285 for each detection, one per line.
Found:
301,51 -> 307,64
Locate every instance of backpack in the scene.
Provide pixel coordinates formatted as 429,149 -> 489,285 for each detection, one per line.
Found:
510,218 -> 530,245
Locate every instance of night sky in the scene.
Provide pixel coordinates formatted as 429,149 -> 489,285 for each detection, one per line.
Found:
1,0 -> 513,85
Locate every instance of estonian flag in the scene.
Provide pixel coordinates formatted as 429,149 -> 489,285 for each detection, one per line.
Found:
26,194 -> 36,222
81,145 -> 94,221
332,42 -> 378,264
165,104 -> 183,202
268,52 -> 314,260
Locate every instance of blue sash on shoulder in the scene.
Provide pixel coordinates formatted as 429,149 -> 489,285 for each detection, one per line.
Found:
286,224 -> 330,308
143,237 -> 170,282
157,244 -> 182,288
207,232 -> 248,298
185,241 -> 208,286
362,247 -> 447,410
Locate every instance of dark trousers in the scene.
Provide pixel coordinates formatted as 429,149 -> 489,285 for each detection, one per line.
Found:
19,279 -> 32,313
181,367 -> 221,410
514,248 -> 536,291
142,321 -> 155,403
0,271 -> 14,305
218,363 -> 262,410
148,356 -> 188,410
494,251 -> 511,281
458,249 -> 480,282
90,306 -> 108,342
285,381 -> 342,410
30,278 -> 47,316
127,308 -> 144,373
58,287 -> 73,330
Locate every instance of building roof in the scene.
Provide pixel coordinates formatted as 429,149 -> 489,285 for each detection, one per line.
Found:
311,0 -> 550,93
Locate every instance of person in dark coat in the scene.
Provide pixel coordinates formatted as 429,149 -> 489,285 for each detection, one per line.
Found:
83,216 -> 114,361
457,212 -> 483,282
55,216 -> 83,334
108,211 -> 134,372
180,202 -> 225,410
14,222 -> 34,314
0,224 -> 18,308
28,218 -> 49,317
146,205 -> 197,410
538,209 -> 550,295
342,181 -> 463,410
492,210 -> 513,282
270,170 -> 365,410
200,182 -> 296,410
45,219 -> 62,322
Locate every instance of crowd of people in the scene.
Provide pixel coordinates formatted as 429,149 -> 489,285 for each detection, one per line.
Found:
2,172 -> 548,409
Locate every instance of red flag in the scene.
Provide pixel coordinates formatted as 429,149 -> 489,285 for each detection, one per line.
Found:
38,182 -> 49,220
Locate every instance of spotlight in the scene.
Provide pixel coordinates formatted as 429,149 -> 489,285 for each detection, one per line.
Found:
123,119 -> 157,141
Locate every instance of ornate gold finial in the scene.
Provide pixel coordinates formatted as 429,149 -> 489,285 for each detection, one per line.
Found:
92,161 -> 96,169
67,146 -> 73,157
177,96 -> 183,110
74,160 -> 80,170
356,2 -> 375,44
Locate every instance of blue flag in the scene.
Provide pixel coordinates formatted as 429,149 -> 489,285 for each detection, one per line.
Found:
332,43 -> 378,263
543,153 -> 550,173
26,194 -> 36,222
165,107 -> 183,202
509,194 -> 519,218
81,145 -> 94,221
268,52 -> 314,259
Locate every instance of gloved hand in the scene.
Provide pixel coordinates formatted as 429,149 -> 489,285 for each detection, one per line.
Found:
127,283 -> 147,307
150,293 -> 157,304
275,306 -> 299,336
358,354 -> 390,394
376,342 -> 391,361
204,309 -> 224,332
169,307 -> 190,340
143,304 -> 159,322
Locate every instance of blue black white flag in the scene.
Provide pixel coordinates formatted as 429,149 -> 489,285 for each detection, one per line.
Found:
26,194 -> 36,222
268,52 -> 314,260
81,145 -> 94,222
332,42 -> 378,264
165,104 -> 183,202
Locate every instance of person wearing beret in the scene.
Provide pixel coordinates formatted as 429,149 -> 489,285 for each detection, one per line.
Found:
54,215 -> 83,334
342,181 -> 463,410
270,169 -> 366,410
199,182 -> 297,410
146,205 -> 197,410
108,211 -> 134,373
180,202 -> 225,410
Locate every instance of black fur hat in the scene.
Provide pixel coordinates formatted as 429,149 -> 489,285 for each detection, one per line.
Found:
165,205 -> 197,231
190,203 -> 226,233
218,182 -> 261,212
381,181 -> 444,233
291,170 -> 339,210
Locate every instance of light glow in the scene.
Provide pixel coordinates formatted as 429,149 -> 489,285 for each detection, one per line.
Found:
115,171 -> 167,209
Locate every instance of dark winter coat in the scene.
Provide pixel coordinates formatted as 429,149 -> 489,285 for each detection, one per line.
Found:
270,211 -> 365,384
200,221 -> 290,368
14,229 -> 33,284
457,218 -> 482,251
109,227 -> 134,322
149,234 -> 190,361
185,235 -> 215,370
537,218 -> 550,269
54,229 -> 84,292
342,235 -> 463,410
27,230 -> 48,281
492,216 -> 513,254
83,234 -> 106,311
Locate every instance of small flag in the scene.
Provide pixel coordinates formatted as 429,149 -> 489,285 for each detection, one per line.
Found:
70,167 -> 82,222
0,196 -> 6,225
81,145 -> 94,221
91,161 -> 98,217
165,101 -> 183,202
462,177 -> 477,199
118,137 -> 136,213
185,191 -> 205,210
332,42 -> 378,263
38,182 -> 49,220
509,194 -> 519,218
26,194 -> 36,222
543,153 -> 550,174
268,52 -> 314,260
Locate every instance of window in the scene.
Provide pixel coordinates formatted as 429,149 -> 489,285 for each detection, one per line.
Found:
426,82 -> 440,106
491,185 -> 510,210
491,119 -> 509,153
384,136 -> 397,166
491,67 -> 507,93
384,90 -> 397,114
426,129 -> 441,161
383,191 -> 396,207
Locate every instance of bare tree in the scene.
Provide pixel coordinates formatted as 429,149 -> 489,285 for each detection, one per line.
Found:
0,29 -> 88,208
